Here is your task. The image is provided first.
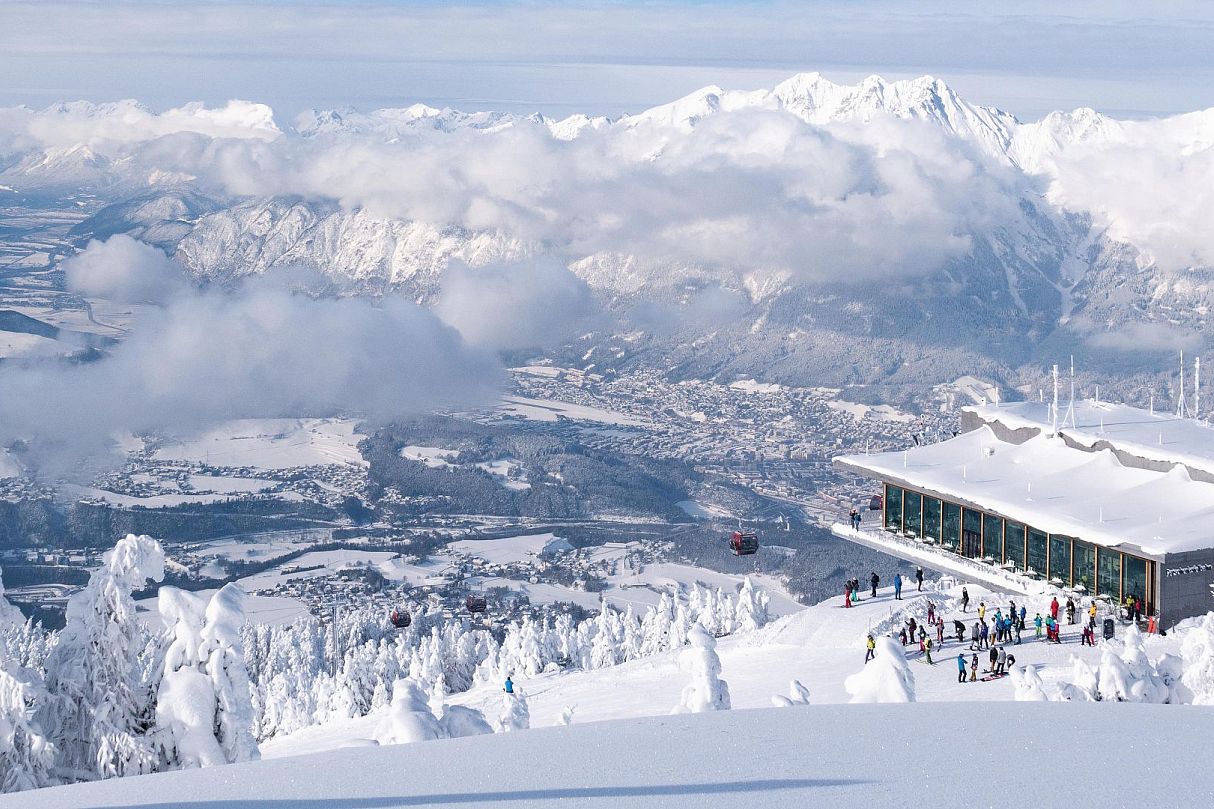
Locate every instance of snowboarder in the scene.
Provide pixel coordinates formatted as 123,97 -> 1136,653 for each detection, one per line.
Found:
969,654 -> 978,682
864,634 -> 876,664
957,652 -> 967,683
970,622 -> 980,651
1034,612 -> 1043,638
893,573 -> 902,600
915,566 -> 924,591
961,587 -> 970,612
504,676 -> 514,694
870,572 -> 880,598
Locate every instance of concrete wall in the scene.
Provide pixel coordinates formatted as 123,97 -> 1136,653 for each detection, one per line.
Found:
1161,547 -> 1214,628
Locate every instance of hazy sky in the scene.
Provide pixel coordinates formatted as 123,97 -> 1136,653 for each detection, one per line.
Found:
2,1 -> 1213,120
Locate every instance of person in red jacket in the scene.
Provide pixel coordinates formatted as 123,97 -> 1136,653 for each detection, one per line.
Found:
1050,597 -> 1060,621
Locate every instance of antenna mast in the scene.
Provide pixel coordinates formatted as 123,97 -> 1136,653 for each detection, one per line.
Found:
1051,364 -> 1059,437
1196,356 -> 1202,420
1177,350 -> 1191,418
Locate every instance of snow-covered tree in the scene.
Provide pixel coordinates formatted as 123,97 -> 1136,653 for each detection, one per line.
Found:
40,534 -> 165,780
734,577 -> 768,634
844,636 -> 915,703
672,623 -> 730,713
1010,664 -> 1048,701
200,584 -> 259,763
772,679 -> 811,707
0,667 -> 55,793
496,689 -> 530,732
376,679 -> 444,745
555,705 -> 575,726
1181,613 -> 1214,704
1096,649 -> 1132,702
438,705 -> 493,738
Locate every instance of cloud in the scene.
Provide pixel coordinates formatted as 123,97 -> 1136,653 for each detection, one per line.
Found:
1085,322 -> 1203,353
1041,114 -> 1214,271
62,235 -> 185,303
434,259 -> 603,352
0,261 -> 503,472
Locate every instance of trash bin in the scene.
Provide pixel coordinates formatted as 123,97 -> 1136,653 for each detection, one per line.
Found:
1102,617 -> 1115,640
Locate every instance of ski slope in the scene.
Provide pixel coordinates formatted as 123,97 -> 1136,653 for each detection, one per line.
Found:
9,702 -> 1209,808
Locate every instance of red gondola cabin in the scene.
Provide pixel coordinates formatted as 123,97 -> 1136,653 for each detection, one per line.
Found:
729,530 -> 759,556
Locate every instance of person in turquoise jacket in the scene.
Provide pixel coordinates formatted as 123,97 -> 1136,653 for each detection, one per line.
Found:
956,653 -> 967,683
1033,613 -> 1043,638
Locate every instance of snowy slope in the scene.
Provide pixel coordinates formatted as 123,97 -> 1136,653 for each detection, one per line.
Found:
9,701 -> 1210,809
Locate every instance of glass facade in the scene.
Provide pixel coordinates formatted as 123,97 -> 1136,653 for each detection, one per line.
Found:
884,485 -> 903,530
1004,521 -> 1026,570
1027,528 -> 1048,576
1097,547 -> 1122,600
1049,535 -> 1072,583
863,481 -> 1154,612
904,491 -> 922,537
1073,540 -> 1095,592
942,502 -> 961,551
922,497 -> 941,542
961,508 -> 983,558
1124,555 -> 1147,606
982,514 -> 1003,560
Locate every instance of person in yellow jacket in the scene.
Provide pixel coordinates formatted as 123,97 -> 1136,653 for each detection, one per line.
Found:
864,634 -> 876,664
978,602 -> 986,621
924,636 -> 934,665
1088,600 -> 1098,628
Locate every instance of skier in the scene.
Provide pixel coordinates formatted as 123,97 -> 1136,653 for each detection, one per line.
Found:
893,572 -> 903,600
504,675 -> 514,694
1050,596 -> 1060,622
1034,612 -> 1043,638
924,636 -> 934,665
915,566 -> 924,591
961,587 -> 970,612
864,634 -> 876,664
870,571 -> 880,598
957,652 -> 967,683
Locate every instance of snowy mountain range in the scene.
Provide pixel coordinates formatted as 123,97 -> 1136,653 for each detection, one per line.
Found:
3,73 -> 1212,389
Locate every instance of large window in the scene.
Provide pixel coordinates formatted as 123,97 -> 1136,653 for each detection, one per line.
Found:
1004,521 -> 1026,569
1124,555 -> 1147,609
922,497 -> 941,542
942,502 -> 961,551
885,485 -> 903,531
1097,548 -> 1122,601
982,514 -> 1003,560
1049,535 -> 1072,584
1073,540 -> 1095,592
962,508 -> 983,558
1027,528 -> 1048,576
904,491 -> 922,537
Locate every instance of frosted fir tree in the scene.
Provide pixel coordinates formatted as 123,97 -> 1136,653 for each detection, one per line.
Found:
199,584 -> 259,763
0,566 -> 26,629
555,705 -> 575,726
590,605 -> 619,670
672,623 -> 731,714
734,577 -> 768,634
771,679 -> 811,707
155,587 -> 224,769
1010,664 -> 1048,701
0,667 -> 55,793
1055,656 -> 1098,702
39,534 -> 165,780
375,679 -> 444,745
844,637 -> 915,703
1117,623 -> 1167,703
1181,613 -> 1214,704
496,688 -> 531,732
438,705 -> 493,738
1096,649 -> 1133,702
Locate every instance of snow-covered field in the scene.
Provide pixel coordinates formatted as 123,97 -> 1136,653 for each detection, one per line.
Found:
153,418 -> 366,469
11,701 -> 1209,809
497,396 -> 646,426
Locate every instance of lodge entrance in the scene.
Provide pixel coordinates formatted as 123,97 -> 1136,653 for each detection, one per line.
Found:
962,529 -> 982,559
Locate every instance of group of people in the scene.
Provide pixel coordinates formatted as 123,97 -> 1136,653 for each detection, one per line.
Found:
956,646 -> 1016,682
848,508 -> 864,530
845,565 -> 924,607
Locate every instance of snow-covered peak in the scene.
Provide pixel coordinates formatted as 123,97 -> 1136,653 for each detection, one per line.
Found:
622,84 -> 775,131
1010,107 -> 1126,172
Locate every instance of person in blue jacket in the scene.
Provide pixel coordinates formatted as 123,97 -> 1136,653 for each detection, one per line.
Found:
504,676 -> 514,694
957,653 -> 967,683
893,573 -> 903,600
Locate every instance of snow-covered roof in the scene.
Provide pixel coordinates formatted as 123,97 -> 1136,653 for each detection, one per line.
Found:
966,400 -> 1214,481
835,425 -> 1214,557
